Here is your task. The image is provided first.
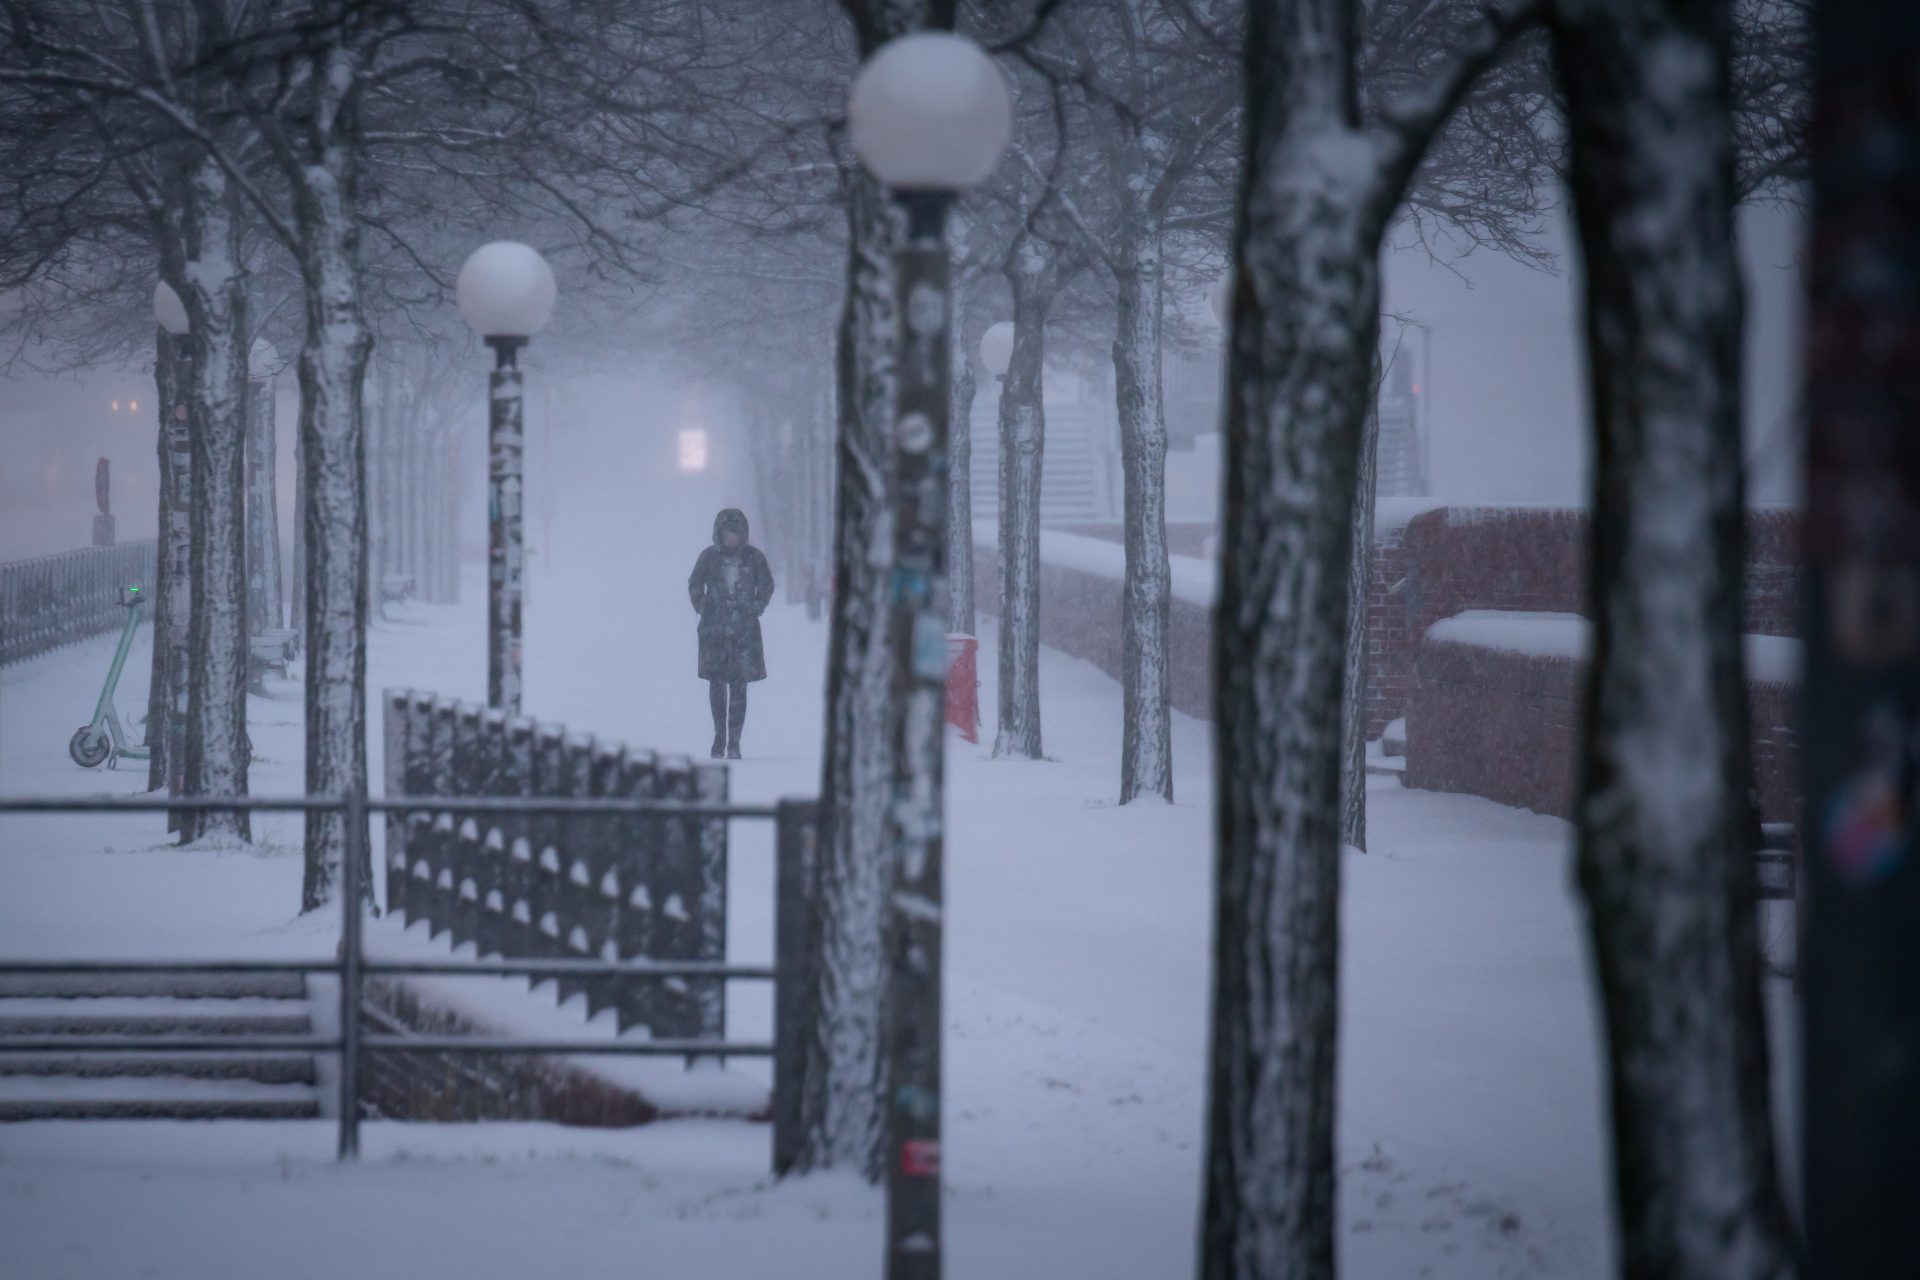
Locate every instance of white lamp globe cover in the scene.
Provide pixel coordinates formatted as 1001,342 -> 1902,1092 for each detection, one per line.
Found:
848,33 -> 1013,191
1210,272 -> 1234,329
153,281 -> 189,336
456,241 -> 557,339
248,338 -> 286,379
978,320 -> 1015,376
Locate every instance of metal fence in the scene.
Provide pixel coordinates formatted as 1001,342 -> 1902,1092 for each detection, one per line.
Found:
382,691 -> 729,1042
0,541 -> 158,667
0,790 -> 820,1166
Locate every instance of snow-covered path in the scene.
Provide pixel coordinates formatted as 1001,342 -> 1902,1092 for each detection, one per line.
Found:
0,466 -> 1613,1278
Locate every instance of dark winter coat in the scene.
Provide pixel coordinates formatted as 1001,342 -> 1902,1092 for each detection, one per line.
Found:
688,508 -> 775,683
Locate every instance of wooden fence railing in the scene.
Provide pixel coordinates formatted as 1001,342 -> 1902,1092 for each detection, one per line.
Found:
0,541 -> 157,667
382,690 -> 730,1043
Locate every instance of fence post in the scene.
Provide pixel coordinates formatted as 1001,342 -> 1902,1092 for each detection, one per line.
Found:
382,691 -> 410,915
773,798 -> 820,1176
692,761 -> 730,1048
449,705 -> 484,951
614,750 -> 659,1034
556,733 -> 596,1009
339,788 -> 366,1160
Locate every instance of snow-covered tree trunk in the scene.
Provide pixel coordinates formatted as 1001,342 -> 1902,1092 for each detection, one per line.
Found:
1112,208 -> 1174,802
1341,381 -> 1379,851
949,298 -> 977,636
245,374 -> 283,634
1548,1 -> 1795,1274
993,241 -> 1066,761
796,166 -> 897,1180
1202,3 -> 1535,1274
289,448 -> 307,635
292,99 -> 374,911
147,330 -> 194,800
178,157 -> 253,845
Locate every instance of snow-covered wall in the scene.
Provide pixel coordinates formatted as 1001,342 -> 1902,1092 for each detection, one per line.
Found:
1405,614 -> 1800,822
1366,505 -> 1801,737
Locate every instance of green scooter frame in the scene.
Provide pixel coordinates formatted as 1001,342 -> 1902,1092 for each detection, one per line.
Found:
69,585 -> 151,769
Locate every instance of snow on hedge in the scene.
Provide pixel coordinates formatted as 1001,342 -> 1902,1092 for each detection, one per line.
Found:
1427,609 -> 1803,684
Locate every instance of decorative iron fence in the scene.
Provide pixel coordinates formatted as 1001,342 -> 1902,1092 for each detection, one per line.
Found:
0,789 -> 821,1166
0,541 -> 157,666
382,691 -> 731,1044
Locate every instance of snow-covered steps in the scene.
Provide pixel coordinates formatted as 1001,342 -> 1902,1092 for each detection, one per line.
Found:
0,973 -> 320,1121
0,1074 -> 319,1121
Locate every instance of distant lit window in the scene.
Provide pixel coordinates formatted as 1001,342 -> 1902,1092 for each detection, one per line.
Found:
111,399 -> 119,412
130,399 -> 138,412
679,428 -> 709,472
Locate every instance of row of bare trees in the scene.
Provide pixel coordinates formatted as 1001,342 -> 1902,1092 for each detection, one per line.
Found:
0,0 -> 748,903
773,1 -> 1809,1278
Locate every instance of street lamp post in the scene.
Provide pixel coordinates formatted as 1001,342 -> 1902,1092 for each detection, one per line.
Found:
152,282 -> 193,819
456,241 -> 557,716
848,31 -> 1011,1280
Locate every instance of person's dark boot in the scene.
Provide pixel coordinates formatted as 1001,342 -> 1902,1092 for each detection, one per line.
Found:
711,735 -> 725,759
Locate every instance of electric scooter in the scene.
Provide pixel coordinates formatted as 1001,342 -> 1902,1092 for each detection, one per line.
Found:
68,585 -> 152,770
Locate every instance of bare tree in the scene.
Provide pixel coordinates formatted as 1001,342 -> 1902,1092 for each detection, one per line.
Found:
1548,0 -> 1797,1272
1203,0 -> 1543,1273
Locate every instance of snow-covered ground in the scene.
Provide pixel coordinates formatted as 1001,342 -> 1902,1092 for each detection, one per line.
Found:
0,473 -> 1624,1278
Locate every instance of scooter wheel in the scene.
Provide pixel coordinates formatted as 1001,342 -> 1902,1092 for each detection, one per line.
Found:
69,726 -> 112,769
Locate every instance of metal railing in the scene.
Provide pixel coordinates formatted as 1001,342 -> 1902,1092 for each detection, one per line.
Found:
0,541 -> 157,666
0,790 -> 819,1165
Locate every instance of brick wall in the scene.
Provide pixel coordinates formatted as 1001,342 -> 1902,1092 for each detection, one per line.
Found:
1366,506 -> 1801,736
1404,635 -> 1799,822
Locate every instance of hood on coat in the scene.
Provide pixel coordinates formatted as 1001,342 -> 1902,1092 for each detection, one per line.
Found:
712,508 -> 750,547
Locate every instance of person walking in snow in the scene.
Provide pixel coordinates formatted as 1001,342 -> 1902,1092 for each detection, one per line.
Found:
687,508 -> 775,759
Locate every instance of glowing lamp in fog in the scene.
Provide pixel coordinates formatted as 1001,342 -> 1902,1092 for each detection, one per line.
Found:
847,33 -> 1013,191
152,281 -> 189,336
978,321 -> 1014,377
679,428 -> 709,473
456,242 -> 557,340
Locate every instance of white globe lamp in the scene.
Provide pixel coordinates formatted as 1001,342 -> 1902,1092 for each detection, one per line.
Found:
248,338 -> 285,380
1210,272 -> 1233,330
153,281 -> 189,336
978,321 -> 1014,378
848,33 -> 1013,191
456,242 -> 557,347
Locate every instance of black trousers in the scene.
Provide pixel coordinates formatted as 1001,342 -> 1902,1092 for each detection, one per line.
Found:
708,679 -> 747,747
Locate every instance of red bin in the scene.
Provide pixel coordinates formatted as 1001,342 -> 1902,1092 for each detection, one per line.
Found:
945,633 -> 979,743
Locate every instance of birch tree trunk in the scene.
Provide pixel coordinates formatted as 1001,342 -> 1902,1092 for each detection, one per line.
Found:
178,157 -> 252,845
148,330 -> 194,798
949,308 -> 977,636
993,242 -> 1068,761
293,83 -> 374,910
1113,210 -> 1174,802
245,375 -> 283,634
1548,1 -> 1795,1273
1202,1 -> 1534,1272
1341,386 -> 1379,852
796,167 -> 897,1180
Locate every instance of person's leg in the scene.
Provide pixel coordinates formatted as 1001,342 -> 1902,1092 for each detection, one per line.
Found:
708,679 -> 727,757
726,680 -> 747,757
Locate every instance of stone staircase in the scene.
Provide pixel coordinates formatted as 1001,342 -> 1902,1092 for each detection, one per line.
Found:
970,395 -> 1114,526
0,972 -> 321,1120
